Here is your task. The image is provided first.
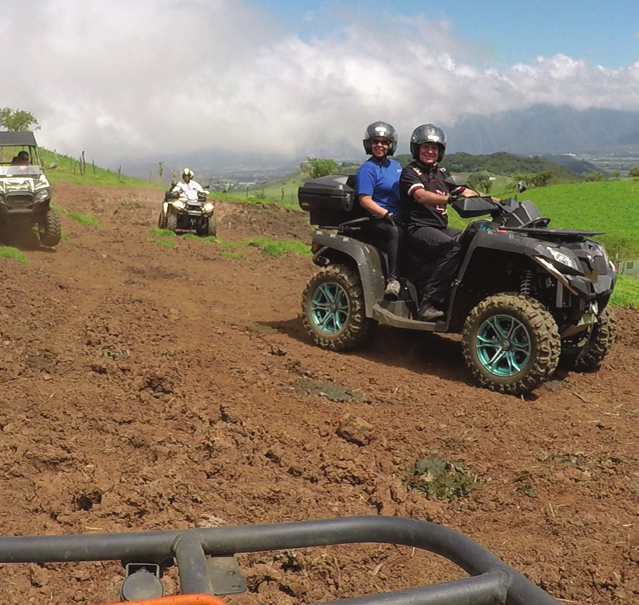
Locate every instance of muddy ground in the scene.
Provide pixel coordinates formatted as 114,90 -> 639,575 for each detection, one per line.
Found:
0,183 -> 637,605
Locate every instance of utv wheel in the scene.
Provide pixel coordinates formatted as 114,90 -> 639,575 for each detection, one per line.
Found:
206,215 -> 217,237
560,308 -> 616,372
301,264 -> 376,351
158,210 -> 167,229
461,293 -> 560,395
166,209 -> 178,232
39,208 -> 62,247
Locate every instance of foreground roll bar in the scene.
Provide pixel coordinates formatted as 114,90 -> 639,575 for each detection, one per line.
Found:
0,515 -> 561,605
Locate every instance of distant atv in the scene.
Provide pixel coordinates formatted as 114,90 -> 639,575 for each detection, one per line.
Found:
298,175 -> 617,395
0,131 -> 61,247
158,182 -> 216,237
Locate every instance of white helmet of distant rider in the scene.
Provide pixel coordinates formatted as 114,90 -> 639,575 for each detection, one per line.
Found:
410,124 -> 447,164
182,168 -> 194,180
363,121 -> 398,156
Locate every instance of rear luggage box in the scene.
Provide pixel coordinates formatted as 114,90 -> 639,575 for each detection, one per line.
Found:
298,174 -> 363,228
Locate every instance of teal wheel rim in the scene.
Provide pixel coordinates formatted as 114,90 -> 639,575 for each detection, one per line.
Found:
476,314 -> 532,377
311,282 -> 350,335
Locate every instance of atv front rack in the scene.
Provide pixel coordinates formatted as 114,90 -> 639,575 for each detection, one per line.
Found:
0,515 -> 562,605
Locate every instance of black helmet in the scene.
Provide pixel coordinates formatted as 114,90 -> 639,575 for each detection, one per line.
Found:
410,124 -> 447,163
363,121 -> 398,156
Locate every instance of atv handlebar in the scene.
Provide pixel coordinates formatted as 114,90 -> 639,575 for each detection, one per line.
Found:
0,515 -> 562,605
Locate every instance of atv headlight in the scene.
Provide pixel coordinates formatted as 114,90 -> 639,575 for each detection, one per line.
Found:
203,202 -> 214,213
593,243 -> 615,272
35,188 -> 51,202
173,200 -> 185,209
546,247 -> 581,272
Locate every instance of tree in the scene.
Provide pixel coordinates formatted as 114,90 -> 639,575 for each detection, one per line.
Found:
478,178 -> 493,194
609,170 -> 620,180
629,166 -> 639,179
585,172 -> 604,182
467,172 -> 491,192
301,158 -> 338,179
0,108 -> 40,131
530,171 -> 552,188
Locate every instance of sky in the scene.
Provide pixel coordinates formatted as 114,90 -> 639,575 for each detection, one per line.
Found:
3,0 -> 639,169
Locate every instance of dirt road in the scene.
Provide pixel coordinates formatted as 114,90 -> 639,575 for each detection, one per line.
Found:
0,183 -> 637,604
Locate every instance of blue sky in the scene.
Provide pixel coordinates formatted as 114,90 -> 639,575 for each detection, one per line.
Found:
3,0 -> 638,165
258,0 -> 639,69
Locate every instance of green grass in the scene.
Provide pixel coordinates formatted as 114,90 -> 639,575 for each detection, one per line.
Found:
148,228 -> 176,238
68,213 -> 101,227
505,179 -> 639,259
245,236 -> 311,257
611,275 -> 639,308
0,246 -> 27,264
221,251 -> 244,260
38,148 -> 163,189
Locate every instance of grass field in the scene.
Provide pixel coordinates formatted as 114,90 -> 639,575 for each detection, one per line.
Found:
509,179 -> 639,259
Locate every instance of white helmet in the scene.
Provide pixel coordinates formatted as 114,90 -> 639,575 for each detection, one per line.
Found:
182,168 -> 194,178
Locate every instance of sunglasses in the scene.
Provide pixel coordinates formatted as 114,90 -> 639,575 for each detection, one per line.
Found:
371,138 -> 390,146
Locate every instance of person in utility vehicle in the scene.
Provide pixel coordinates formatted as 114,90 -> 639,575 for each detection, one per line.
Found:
11,151 -> 30,165
399,123 -> 477,322
356,121 -> 404,299
172,168 -> 207,201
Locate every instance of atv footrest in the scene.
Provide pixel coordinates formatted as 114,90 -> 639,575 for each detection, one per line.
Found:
372,304 -> 447,331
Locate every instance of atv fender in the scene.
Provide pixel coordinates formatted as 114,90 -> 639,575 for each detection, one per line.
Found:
312,232 -> 385,317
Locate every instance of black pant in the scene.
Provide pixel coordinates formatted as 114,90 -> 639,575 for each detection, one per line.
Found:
366,218 -> 403,281
406,225 -> 463,306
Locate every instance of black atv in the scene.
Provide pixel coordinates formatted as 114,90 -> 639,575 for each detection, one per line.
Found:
298,175 -> 617,395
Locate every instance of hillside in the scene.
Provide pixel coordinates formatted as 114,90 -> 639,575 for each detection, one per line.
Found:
393,151 -> 581,183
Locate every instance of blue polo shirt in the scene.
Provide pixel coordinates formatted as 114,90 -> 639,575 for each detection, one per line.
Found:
356,157 -> 402,214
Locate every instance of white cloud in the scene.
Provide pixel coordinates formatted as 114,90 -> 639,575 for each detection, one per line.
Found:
3,0 -> 639,165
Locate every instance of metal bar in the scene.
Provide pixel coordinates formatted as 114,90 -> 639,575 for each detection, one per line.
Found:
173,533 -> 214,596
319,572 -> 508,605
0,515 -> 562,605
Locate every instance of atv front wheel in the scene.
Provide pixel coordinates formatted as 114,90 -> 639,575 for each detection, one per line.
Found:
39,208 -> 62,247
301,264 -> 376,351
166,209 -> 178,232
206,215 -> 217,237
158,210 -> 167,229
461,294 -> 560,395
560,308 -> 616,372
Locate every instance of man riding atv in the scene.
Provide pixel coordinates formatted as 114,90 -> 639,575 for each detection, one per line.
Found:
399,124 -> 480,321
298,137 -> 616,394
158,168 -> 217,236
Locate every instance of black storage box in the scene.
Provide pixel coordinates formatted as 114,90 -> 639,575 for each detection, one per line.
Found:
298,174 -> 364,227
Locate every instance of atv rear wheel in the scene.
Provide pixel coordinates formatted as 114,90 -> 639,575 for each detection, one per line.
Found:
560,308 -> 616,372
39,208 -> 62,247
461,293 -> 560,395
302,264 -> 376,351
166,209 -> 178,232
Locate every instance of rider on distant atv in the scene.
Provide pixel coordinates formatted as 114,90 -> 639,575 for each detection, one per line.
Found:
172,168 -> 208,202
